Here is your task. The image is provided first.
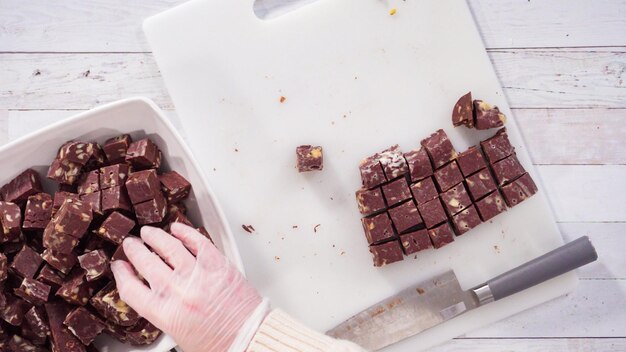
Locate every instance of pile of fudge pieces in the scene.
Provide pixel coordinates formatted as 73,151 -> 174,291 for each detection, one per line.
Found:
0,135 -> 210,351
356,94 -> 538,267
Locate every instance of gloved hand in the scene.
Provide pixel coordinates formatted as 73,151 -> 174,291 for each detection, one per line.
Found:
111,223 -> 264,352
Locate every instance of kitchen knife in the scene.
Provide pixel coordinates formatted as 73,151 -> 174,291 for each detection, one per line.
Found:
327,236 -> 598,351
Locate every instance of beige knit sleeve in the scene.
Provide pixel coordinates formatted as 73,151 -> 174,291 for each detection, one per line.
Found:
246,309 -> 367,352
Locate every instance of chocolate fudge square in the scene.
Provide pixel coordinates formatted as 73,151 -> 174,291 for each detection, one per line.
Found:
103,134 -> 132,164
388,200 -> 423,234
452,91 -> 473,128
0,169 -> 43,204
474,100 -> 506,130
456,146 -> 486,177
15,278 -> 51,305
433,160 -> 463,192
99,163 -> 130,190
421,129 -> 458,168
45,301 -> 85,351
126,138 -> 162,170
428,222 -> 455,249
134,193 -> 167,225
399,229 -> 432,255
440,182 -> 472,216
1,293 -> 29,326
501,173 -> 538,207
369,240 -> 404,267
78,250 -> 109,282
23,193 -> 53,230
480,128 -> 514,163
42,229 -> 78,254
0,201 -> 22,241
56,269 -> 102,306
96,211 -> 135,245
452,205 -> 482,236
361,212 -> 395,245
296,145 -> 324,172
404,147 -> 433,182
355,187 -> 386,216
381,177 -> 411,206
465,169 -> 497,201
126,169 -> 161,205
79,191 -> 103,216
491,154 -> 526,186
63,307 -> 105,345
10,246 -> 42,279
90,282 -> 139,327
101,185 -> 132,213
42,249 -> 77,274
475,191 -> 507,221
159,171 -> 192,203
36,264 -> 65,289
25,306 -> 50,344
410,176 -> 438,205
359,154 -> 386,189
417,198 -> 447,229
76,170 -> 100,195
379,145 -> 409,180
52,191 -> 79,215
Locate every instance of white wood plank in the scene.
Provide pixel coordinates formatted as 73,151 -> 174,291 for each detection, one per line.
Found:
431,338 -> 626,352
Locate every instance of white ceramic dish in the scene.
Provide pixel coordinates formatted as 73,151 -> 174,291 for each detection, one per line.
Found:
0,97 -> 243,352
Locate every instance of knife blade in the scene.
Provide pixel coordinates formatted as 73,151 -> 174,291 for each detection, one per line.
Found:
327,236 -> 598,351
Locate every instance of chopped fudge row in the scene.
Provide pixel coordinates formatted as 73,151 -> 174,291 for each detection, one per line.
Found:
0,133 -> 212,350
452,91 -> 507,130
356,127 -> 538,267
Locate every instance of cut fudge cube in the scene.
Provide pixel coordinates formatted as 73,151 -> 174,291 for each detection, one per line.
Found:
378,145 -> 409,180
101,185 -> 132,213
80,192 -> 103,216
0,253 -> 7,282
21,320 -> 48,345
159,171 -> 192,203
125,319 -> 162,346
501,173 -> 538,207
3,234 -> 24,255
475,191 -> 507,221
433,160 -> 463,192
90,282 -> 139,327
417,198 -> 447,229
43,229 -> 79,254
133,193 -> 167,225
399,229 -> 433,255
388,200 -> 423,234
1,293 -> 28,326
36,264 -> 66,288
162,210 -> 193,232
452,91 -> 473,128
45,302 -> 87,352
14,278 -> 51,305
355,187 -> 386,216
78,250 -> 109,282
23,193 -> 53,230
456,146 -> 486,177
125,138 -> 162,170
56,269 -> 102,306
474,100 -> 506,130
103,134 -> 132,164
381,177 -> 411,206
410,177 -> 438,205
421,129 -> 458,168
361,212 -> 395,245
58,141 -> 95,166
296,145 -> 324,172
404,147 -> 433,182
49,200 -> 93,239
359,154 -> 386,189
25,306 -> 50,346
52,191 -> 80,216
440,182 -> 472,216
465,169 -> 497,201
47,158 -> 82,185
8,335 -> 47,352
125,169 -> 161,204
480,128 -> 514,163
10,246 -> 42,279
42,249 -> 77,274
99,163 -> 130,190
491,154 -> 526,186
369,240 -> 404,267
0,201 -> 22,242
64,307 -> 105,345
96,211 -> 135,244
452,205 -> 482,236
1,169 -> 43,204
77,170 -> 101,195
428,222 -> 455,249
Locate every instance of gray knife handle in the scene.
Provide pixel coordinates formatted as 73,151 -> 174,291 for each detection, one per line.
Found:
485,236 -> 598,302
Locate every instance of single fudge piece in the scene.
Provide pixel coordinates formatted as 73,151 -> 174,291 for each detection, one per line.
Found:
355,187 -> 386,216
491,154 -> 526,186
433,160 -> 463,192
388,200 -> 423,234
52,191 -> 80,215
96,211 -> 135,244
480,128 -> 514,163
125,319 -> 162,346
125,169 -> 161,204
56,269 -> 101,306
49,200 -> 93,239
133,193 -> 167,225
428,222 -> 455,249
23,193 -> 53,230
440,183 -> 472,216
77,170 -> 100,195
456,146 -> 487,177
474,100 -> 506,130
159,171 -> 192,203
162,210 -> 193,232
369,240 -> 404,267
0,201 -> 22,242
452,91 -> 474,128
296,145 -> 324,172
8,335 -> 47,352
43,230 -> 79,254
452,205 -> 482,236
475,191 -> 507,221
36,264 -> 66,288
501,173 -> 538,207
25,307 -> 50,346
1,293 -> 28,326
42,249 -> 77,274
103,134 -> 132,164
410,177 -> 438,205
381,177 -> 411,206
361,212 -> 395,245
378,145 -> 408,180
78,250 -> 109,281
101,185 -> 132,213
45,302 -> 87,352
47,158 -> 82,185
90,282 -> 140,327
22,322 -> 48,346
359,154 -> 386,189
465,169 -> 498,201
421,129 -> 457,168
79,192 -> 102,216
99,164 -> 130,190
0,253 -> 7,282
404,147 -> 433,182
10,246 -> 43,279
399,229 -> 432,255
14,278 -> 51,305
1,169 -> 43,204
126,138 -> 162,170
64,307 -> 105,345
58,141 -> 97,166
417,198 -> 447,229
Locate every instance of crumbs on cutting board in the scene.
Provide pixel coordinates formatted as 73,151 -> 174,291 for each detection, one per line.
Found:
242,224 -> 256,233
279,96 -> 286,103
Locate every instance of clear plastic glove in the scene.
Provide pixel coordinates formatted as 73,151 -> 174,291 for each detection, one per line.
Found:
111,223 -> 263,352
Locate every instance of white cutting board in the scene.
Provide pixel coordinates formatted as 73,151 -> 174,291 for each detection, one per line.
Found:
144,1 -> 578,350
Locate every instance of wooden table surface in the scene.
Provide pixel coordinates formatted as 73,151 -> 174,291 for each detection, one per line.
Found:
1,0 -> 625,351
